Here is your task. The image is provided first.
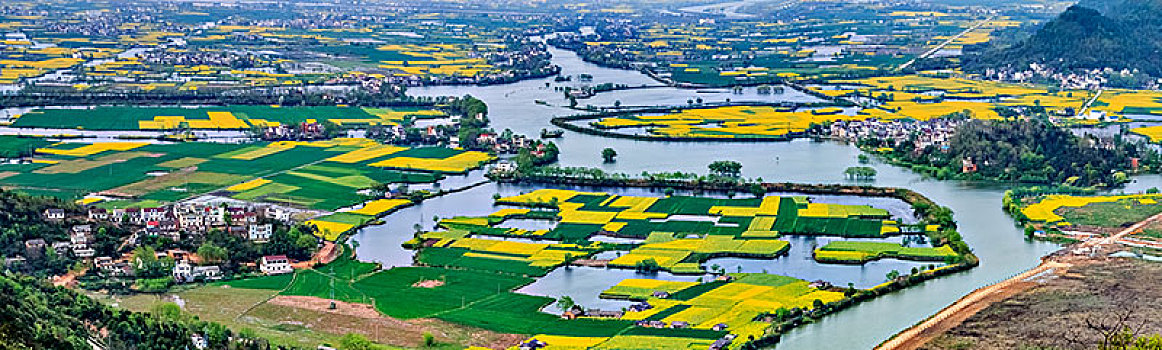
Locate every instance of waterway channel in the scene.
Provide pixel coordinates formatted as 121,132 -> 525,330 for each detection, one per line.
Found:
370,44 -> 1102,349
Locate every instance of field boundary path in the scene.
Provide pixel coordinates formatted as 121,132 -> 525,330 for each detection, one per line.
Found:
897,15 -> 995,71
1077,89 -> 1105,117
876,211 -> 1162,350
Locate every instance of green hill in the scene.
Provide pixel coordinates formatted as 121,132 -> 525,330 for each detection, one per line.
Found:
965,1 -> 1162,76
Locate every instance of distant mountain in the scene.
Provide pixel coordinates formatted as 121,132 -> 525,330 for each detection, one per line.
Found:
964,0 -> 1162,76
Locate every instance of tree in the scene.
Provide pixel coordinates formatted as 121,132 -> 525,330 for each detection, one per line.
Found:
710,263 -> 722,275
340,333 -> 373,350
601,148 -> 617,163
556,295 -> 576,312
708,160 -> 743,177
423,332 -> 436,347
635,258 -> 661,272
886,270 -> 901,281
131,246 -> 165,278
197,242 -> 228,265
150,302 -> 183,320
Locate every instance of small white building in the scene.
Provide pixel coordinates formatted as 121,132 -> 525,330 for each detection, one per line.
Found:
88,208 -> 109,221
43,209 -> 65,221
193,266 -> 222,281
260,255 -> 293,275
490,162 -> 518,174
248,224 -> 273,242
190,334 -> 208,350
173,260 -> 193,281
264,206 -> 293,222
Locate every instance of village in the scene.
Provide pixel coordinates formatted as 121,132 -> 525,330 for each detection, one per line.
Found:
13,201 -> 319,290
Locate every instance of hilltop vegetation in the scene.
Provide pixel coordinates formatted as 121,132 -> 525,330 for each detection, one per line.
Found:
864,119 -> 1159,186
965,0 -> 1162,77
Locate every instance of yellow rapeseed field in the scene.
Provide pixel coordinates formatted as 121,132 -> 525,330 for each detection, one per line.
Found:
37,142 -> 149,157
368,152 -> 494,173
224,179 -> 271,192
1021,194 -> 1162,222
349,199 -> 411,216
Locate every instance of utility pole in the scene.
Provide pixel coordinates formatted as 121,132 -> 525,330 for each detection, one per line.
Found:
328,265 -> 336,310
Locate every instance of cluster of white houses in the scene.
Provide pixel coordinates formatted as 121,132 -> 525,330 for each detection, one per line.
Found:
81,204 -> 285,241
37,203 -> 301,280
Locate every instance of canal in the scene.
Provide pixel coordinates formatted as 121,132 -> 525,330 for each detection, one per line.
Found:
369,44 -> 1102,349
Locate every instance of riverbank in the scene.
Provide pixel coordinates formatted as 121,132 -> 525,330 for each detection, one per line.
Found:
877,211 -> 1162,350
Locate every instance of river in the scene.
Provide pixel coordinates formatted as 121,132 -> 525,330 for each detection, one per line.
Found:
363,45 -> 1144,349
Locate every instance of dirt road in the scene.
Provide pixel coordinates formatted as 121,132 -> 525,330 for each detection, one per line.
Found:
875,212 -> 1162,350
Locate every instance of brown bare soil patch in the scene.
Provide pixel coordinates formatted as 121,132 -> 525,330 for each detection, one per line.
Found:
412,279 -> 445,288
102,168 -> 247,197
918,258 -> 1162,350
34,151 -> 151,174
291,242 -> 340,269
158,157 -> 207,168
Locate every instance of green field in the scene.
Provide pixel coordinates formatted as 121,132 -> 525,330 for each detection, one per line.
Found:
0,139 -> 490,211
245,258 -> 630,337
433,293 -> 632,336
0,136 -> 49,158
1057,200 -> 1162,228
814,241 -> 958,263
415,247 -> 554,277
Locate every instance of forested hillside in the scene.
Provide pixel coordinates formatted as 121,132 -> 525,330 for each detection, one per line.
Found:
964,0 -> 1162,76
0,272 -> 294,350
864,119 -> 1158,186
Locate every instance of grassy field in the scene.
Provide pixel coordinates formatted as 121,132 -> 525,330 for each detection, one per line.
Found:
1057,200 -> 1162,228
0,136 -> 49,157
95,285 -> 352,349
216,251 -> 600,339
